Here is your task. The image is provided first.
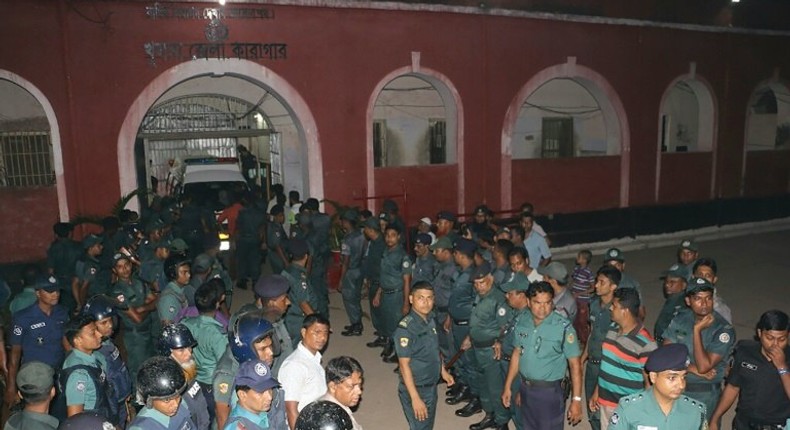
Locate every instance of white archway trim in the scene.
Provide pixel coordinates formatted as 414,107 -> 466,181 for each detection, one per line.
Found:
0,70 -> 68,220
655,71 -> 719,201
501,58 -> 631,209
365,58 -> 465,214
118,59 -> 323,211
740,76 -> 790,195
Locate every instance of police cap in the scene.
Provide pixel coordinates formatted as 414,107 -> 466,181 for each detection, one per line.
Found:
254,274 -> 290,299
644,344 -> 690,373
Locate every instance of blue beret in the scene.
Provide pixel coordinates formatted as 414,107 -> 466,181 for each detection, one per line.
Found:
644,344 -> 689,372
455,238 -> 476,258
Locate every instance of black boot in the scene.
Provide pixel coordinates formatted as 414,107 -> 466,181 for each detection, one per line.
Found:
366,336 -> 387,348
381,339 -> 394,358
383,351 -> 399,363
445,384 -> 471,405
341,323 -> 363,336
494,422 -> 509,430
455,397 -> 482,417
469,413 -> 496,430
446,382 -> 463,398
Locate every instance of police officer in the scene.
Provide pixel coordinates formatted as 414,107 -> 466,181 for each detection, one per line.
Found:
158,255 -> 191,326
435,211 -> 459,244
412,233 -> 436,286
502,281 -> 583,430
429,237 -> 456,371
584,265 -> 621,430
137,219 -> 166,264
225,360 -> 281,430
214,310 -> 286,430
61,313 -> 116,422
361,217 -> 386,346
465,262 -> 509,430
73,234 -> 105,309
491,240 -> 513,287
447,238 -> 480,412
235,193 -> 267,290
267,205 -> 289,276
83,294 -> 133,426
6,275 -> 69,408
378,225 -> 412,363
158,323 -> 210,430
609,344 -> 707,430
662,277 -> 735,419
677,239 -> 699,275
139,239 -> 170,294
302,198 -> 333,319
654,264 -> 688,345
111,253 -> 156,380
339,210 -> 366,336
499,272 -> 531,429
395,281 -> 454,429
243,275 -> 294,375
295,401 -> 354,430
709,309 -> 790,430
5,362 -> 59,430
47,222 -> 81,313
195,236 -> 234,309
283,239 -> 318,346
129,356 -> 196,430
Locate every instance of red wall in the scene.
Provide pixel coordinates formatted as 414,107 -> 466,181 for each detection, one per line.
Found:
0,188 -> 59,262
511,156 -> 621,214
744,151 -> 790,197
0,1 -> 789,263
658,152 -> 714,204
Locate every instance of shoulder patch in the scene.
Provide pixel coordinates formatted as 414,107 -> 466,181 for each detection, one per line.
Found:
116,294 -> 125,303
219,382 -> 229,394
403,261 -> 410,268
75,381 -> 86,392
566,332 -> 575,344
498,307 -> 507,317
719,332 -> 731,343
13,326 -> 21,336
610,412 -> 619,425
400,337 -> 409,348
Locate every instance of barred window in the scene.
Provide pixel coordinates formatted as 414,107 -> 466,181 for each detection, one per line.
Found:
0,131 -> 54,187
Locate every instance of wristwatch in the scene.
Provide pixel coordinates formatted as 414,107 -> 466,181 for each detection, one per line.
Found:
572,396 -> 583,402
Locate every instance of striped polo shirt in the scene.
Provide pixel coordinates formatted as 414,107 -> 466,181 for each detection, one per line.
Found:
597,324 -> 657,408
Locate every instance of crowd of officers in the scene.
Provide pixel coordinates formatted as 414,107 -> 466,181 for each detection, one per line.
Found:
2,191 -> 790,430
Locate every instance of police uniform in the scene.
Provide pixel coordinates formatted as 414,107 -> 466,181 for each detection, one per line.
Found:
430,247 -> 456,361
449,262 -> 478,397
97,337 -> 132,425
468,263 -> 510,427
513,310 -> 580,430
340,227 -> 366,329
182,378 -> 211,430
129,401 -> 196,430
224,360 -> 282,430
663,304 -> 735,418
9,286 -> 37,315
236,203 -> 266,285
499,273 -> 531,429
363,232 -> 386,337
282,264 -> 318,346
157,281 -> 189,325
586,294 -> 615,430
139,257 -> 167,293
112,276 -> 155,378
181,314 -> 229,422
306,211 -> 332,319
266,220 -> 288,276
61,349 -> 116,422
727,340 -> 790,429
394,309 -> 443,430
206,255 -> 233,307
10,299 -> 69,368
654,292 -> 685,345
4,410 -> 60,430
47,236 -> 82,312
609,388 -> 707,430
412,250 -> 436,287
379,243 -> 411,340
6,362 -> 60,430
77,254 -> 108,297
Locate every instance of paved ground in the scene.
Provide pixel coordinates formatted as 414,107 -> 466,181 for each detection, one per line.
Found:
230,229 -> 790,430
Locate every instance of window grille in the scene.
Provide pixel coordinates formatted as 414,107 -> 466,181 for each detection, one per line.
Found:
373,120 -> 387,167
429,119 -> 446,164
0,131 -> 54,187
541,118 -> 574,158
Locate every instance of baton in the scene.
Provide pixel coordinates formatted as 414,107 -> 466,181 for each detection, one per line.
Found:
444,348 -> 467,370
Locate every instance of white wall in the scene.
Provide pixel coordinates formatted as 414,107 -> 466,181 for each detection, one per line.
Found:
662,82 -> 700,152
0,80 -> 47,126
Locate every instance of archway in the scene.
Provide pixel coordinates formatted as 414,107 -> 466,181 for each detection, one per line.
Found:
118,59 -> 322,212
655,74 -> 718,201
501,58 -> 630,210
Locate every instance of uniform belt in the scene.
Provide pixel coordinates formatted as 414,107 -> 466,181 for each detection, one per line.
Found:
501,354 -> 511,362
437,306 -> 449,313
685,382 -> 719,392
382,288 -> 403,295
453,320 -> 469,326
588,358 -> 601,365
520,377 -> 562,387
472,339 -> 497,348
414,382 -> 435,389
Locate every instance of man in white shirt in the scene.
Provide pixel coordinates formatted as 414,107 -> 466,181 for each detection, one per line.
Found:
318,356 -> 364,430
278,314 -> 331,429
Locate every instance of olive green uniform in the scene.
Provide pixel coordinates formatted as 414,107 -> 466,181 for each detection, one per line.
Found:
431,260 -> 456,360
468,287 -> 510,425
394,310 -> 442,430
282,264 -> 318,347
663,308 -> 735,419
653,292 -> 685,345
500,307 -> 529,428
47,237 -> 81,312
266,221 -> 288,276
586,295 -> 614,430
449,265 -> 477,391
609,387 -> 708,430
112,276 -> 155,378
379,245 -> 411,338
4,411 -> 59,430
340,229 -> 366,327
363,235 -> 385,335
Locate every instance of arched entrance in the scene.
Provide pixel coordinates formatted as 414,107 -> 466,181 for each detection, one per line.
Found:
118,59 -> 322,212
741,80 -> 790,196
655,74 -> 718,202
501,58 -> 630,211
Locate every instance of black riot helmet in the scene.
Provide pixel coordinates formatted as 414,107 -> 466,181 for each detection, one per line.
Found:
57,411 -> 115,430
164,255 -> 191,282
295,401 -> 354,430
158,323 -> 198,356
83,295 -> 119,321
136,356 -> 187,408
